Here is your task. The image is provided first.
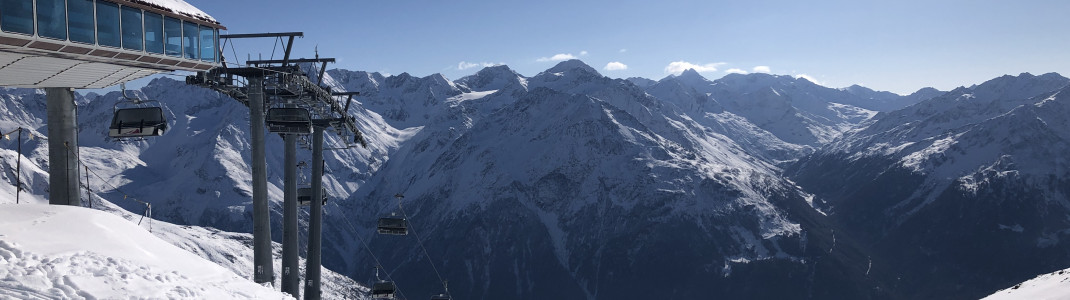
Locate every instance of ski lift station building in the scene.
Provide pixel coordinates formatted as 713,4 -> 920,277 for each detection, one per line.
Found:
0,0 -> 223,205
0,0 -> 223,88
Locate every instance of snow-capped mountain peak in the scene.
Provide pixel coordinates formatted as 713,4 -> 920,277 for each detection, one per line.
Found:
625,77 -> 657,89
843,84 -> 900,100
455,64 -> 527,92
538,59 -> 601,78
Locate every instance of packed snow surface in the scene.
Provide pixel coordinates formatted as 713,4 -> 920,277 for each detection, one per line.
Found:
0,203 -> 288,299
983,267 -> 1070,300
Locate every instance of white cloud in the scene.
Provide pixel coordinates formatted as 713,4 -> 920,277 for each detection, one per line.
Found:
752,66 -> 771,73
580,50 -> 589,56
604,62 -> 628,71
663,61 -> 726,75
725,68 -> 748,74
619,49 -> 627,53
537,53 -> 579,62
457,61 -> 502,70
796,74 -> 823,85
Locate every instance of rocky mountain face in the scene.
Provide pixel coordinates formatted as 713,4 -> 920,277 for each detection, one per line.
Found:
3,59 -> 1065,299
788,72 -> 1070,299
328,61 -> 883,299
641,70 -> 939,163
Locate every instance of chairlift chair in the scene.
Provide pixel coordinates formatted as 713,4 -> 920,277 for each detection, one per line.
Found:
377,216 -> 408,235
371,280 -> 397,299
430,293 -> 451,300
109,104 -> 167,138
266,107 -> 312,134
297,187 -> 328,206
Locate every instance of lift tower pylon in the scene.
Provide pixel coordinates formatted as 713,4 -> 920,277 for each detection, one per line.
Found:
186,32 -> 366,298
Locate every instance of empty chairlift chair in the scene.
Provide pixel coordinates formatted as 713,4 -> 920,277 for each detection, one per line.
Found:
297,187 -> 328,206
371,280 -> 397,299
377,216 -> 408,235
110,105 -> 167,138
266,107 -> 312,134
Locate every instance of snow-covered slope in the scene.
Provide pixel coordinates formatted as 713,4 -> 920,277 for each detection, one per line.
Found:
663,71 -> 875,147
645,71 -> 808,162
327,61 -> 883,299
61,76 -> 399,237
455,64 -> 528,92
840,84 -> 940,112
0,203 -> 286,299
641,69 -> 940,164
328,70 -> 465,129
6,60 -> 1059,299
983,267 -> 1070,300
789,72 -> 1070,299
0,79 -> 378,299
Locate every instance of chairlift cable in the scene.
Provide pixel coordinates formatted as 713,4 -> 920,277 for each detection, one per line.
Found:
326,201 -> 408,300
395,195 -> 451,296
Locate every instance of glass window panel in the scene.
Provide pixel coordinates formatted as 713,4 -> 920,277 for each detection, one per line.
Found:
182,21 -> 197,59
1,0 -> 34,34
120,6 -> 142,51
163,16 -> 180,57
143,12 -> 163,54
96,1 -> 120,47
68,0 -> 95,44
36,0 -> 67,40
199,26 -> 215,62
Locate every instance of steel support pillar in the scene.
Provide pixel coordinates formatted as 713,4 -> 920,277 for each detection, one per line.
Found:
282,134 -> 300,297
45,88 -> 80,206
248,76 -> 274,284
304,126 -> 324,300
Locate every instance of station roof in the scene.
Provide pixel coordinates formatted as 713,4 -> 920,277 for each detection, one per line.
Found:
119,0 -> 223,28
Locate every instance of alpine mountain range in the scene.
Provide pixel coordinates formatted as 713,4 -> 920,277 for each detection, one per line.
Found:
1,59 -> 1067,299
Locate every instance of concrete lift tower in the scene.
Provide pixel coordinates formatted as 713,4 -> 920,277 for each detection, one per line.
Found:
0,0 -> 222,205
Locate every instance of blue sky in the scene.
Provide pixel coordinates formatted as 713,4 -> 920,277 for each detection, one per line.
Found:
182,0 -> 1070,95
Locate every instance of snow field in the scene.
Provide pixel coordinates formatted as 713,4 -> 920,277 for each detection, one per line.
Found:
983,267 -> 1070,300
0,204 -> 290,299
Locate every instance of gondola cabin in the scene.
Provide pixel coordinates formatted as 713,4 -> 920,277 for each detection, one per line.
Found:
266,107 -> 312,134
371,280 -> 396,300
297,187 -> 327,206
109,106 -> 166,137
377,217 -> 408,235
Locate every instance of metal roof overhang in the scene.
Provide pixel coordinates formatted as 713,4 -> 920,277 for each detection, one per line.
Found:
0,32 -> 219,89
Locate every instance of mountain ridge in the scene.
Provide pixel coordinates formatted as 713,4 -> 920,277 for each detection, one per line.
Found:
1,60 -> 1067,299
